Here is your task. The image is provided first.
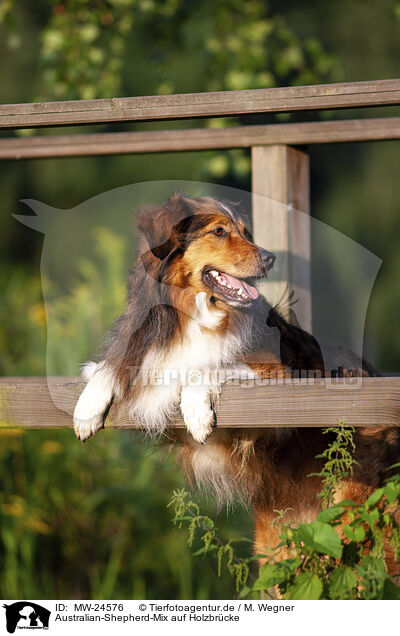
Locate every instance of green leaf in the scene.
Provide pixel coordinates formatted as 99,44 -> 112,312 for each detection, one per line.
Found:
359,555 -> 387,578
357,556 -> 388,599
383,579 -> 400,599
343,524 -> 365,542
365,488 -> 384,507
253,562 -> 286,590
337,499 -> 358,507
192,545 -> 218,556
359,507 -> 380,526
317,506 -> 345,523
384,481 -> 399,504
286,573 -> 323,600
281,556 -> 302,572
329,565 -> 358,599
296,521 -> 342,559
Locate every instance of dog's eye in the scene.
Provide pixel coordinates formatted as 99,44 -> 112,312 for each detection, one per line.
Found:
211,227 -> 227,237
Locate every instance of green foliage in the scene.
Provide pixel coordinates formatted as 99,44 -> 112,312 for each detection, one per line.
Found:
169,489 -> 253,595
0,425 -> 253,599
0,427 -> 171,598
296,520 -> 342,559
286,572 -> 322,600
0,0 -> 337,101
0,0 -> 338,182
0,226 -> 126,376
45,226 -> 127,375
37,0 -> 156,100
169,426 -> 400,600
329,565 -> 357,599
311,424 -> 358,507
0,265 -> 46,376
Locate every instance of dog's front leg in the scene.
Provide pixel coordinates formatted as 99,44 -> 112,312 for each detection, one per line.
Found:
73,361 -> 117,441
180,370 -> 216,444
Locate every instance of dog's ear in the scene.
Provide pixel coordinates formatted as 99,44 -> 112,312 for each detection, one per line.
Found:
138,194 -> 193,260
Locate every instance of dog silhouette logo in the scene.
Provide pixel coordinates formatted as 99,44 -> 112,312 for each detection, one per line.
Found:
3,602 -> 50,633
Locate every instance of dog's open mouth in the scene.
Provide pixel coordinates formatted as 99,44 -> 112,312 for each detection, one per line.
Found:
203,268 -> 259,304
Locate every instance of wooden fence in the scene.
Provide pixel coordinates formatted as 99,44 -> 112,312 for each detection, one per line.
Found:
1,377 -> 399,430
1,78 -> 400,430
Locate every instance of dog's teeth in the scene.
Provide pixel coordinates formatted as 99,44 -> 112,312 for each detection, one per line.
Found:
210,270 -> 218,277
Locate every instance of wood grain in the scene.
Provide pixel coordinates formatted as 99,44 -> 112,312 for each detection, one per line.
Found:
0,377 -> 399,431
252,145 -> 311,332
1,117 -> 399,159
1,80 -> 400,129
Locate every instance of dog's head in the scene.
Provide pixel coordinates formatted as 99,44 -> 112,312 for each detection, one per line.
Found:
138,193 -> 275,309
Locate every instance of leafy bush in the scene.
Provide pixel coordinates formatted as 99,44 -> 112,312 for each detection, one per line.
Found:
169,426 -> 400,599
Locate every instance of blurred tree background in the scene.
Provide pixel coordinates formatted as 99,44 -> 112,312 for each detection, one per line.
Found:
0,0 -> 399,599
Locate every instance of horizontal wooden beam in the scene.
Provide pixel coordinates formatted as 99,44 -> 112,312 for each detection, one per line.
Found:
1,79 -> 400,130
0,377 -> 399,431
1,117 -> 399,159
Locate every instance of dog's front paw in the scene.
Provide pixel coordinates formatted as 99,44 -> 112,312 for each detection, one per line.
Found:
180,386 -> 215,444
74,384 -> 104,442
183,403 -> 215,444
73,363 -> 115,442
73,401 -> 105,442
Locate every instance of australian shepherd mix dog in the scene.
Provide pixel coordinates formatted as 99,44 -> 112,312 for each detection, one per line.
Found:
73,193 -> 399,571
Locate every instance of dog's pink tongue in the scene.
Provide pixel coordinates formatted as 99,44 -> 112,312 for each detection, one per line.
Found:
222,273 -> 258,300
242,280 -> 259,300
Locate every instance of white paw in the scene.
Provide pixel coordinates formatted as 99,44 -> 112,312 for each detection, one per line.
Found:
73,387 -> 106,441
73,362 -> 116,442
181,400 -> 215,444
73,411 -> 104,442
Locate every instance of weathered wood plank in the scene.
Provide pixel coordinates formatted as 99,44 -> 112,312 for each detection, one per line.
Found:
0,377 -> 399,430
252,145 -> 311,332
1,117 -> 400,159
1,80 -> 400,129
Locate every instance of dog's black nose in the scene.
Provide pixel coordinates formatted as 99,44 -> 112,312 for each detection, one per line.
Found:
259,249 -> 276,270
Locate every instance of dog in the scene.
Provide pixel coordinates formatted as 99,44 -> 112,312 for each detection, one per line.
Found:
73,193 -> 399,571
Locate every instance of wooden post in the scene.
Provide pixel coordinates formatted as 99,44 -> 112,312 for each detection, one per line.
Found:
251,145 -> 311,332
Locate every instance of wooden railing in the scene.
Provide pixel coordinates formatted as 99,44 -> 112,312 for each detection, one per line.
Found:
1,79 -> 399,128
0,117 -> 399,160
1,377 -> 399,430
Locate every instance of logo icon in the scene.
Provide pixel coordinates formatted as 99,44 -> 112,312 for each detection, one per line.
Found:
3,602 -> 50,633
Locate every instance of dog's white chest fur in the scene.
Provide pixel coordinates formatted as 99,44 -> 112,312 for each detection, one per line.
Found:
130,294 -> 244,441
